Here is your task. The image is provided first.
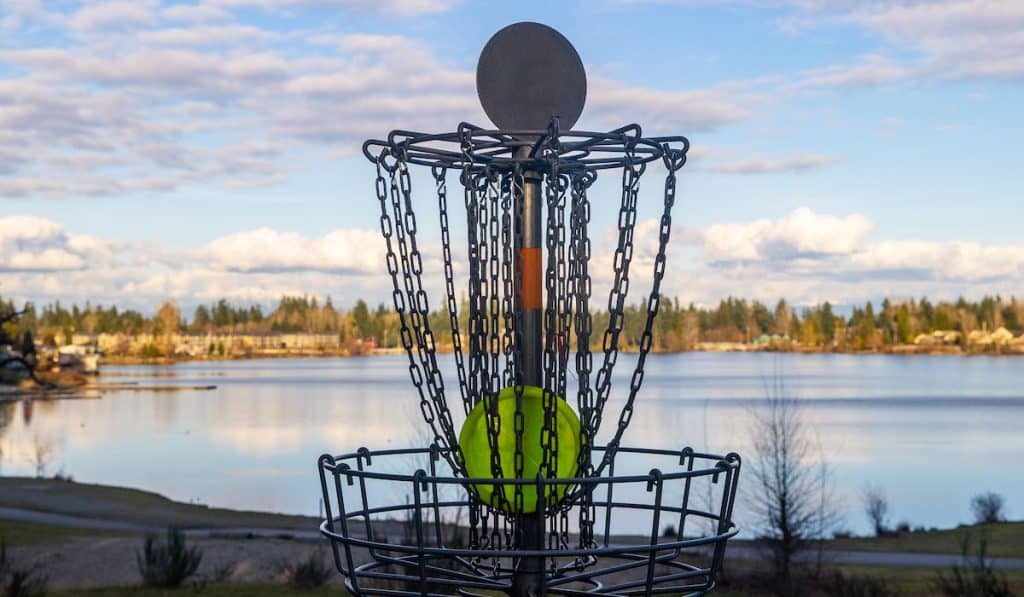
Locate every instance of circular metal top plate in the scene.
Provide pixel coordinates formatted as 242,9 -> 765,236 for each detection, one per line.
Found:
476,22 -> 587,132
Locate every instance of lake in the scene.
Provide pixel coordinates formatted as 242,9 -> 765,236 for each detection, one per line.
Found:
0,353 -> 1020,536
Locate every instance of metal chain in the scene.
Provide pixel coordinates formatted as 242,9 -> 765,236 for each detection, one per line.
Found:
370,125 -> 686,563
373,151 -> 461,475
590,135 -> 644,444
434,166 -> 471,416
596,145 -> 684,474
569,170 -> 597,549
463,166 -> 509,511
541,125 -> 562,501
394,156 -> 464,474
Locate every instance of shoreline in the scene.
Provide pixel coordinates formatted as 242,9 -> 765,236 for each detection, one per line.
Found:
3,347 -> 1018,400
98,344 -> 1024,365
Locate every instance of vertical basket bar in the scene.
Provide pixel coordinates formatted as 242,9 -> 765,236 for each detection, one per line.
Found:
333,463 -> 361,594
645,469 -> 664,596
429,444 -> 444,547
413,470 -> 428,595
603,456 -> 616,547
355,448 -> 379,560
317,455 -> 346,578
678,447 -> 695,543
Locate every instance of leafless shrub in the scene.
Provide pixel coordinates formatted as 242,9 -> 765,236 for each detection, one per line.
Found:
825,570 -> 900,597
1,540 -> 49,597
862,484 -> 890,537
747,374 -> 841,595
137,527 -> 203,588
934,532 -> 1012,597
277,547 -> 332,590
970,491 -> 1006,524
30,437 -> 54,478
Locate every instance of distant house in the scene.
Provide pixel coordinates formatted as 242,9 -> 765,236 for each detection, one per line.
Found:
991,327 -> 1015,345
753,334 -> 789,346
57,344 -> 100,374
914,330 -> 961,346
967,327 -> 1016,347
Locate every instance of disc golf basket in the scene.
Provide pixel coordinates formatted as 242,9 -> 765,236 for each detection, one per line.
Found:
318,22 -> 741,596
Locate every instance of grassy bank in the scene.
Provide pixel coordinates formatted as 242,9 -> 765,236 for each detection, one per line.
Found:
55,584 -> 347,596
0,477 -> 316,531
833,521 -> 1024,558
3,478 -> 1023,596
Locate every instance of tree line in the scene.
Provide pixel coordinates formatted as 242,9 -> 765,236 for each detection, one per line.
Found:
2,294 -> 1022,351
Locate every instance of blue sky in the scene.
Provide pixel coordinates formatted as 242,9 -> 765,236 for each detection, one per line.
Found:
1,0 -> 1022,312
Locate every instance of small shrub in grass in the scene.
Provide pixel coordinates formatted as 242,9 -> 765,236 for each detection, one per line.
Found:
824,571 -> 899,597
1,540 -> 49,597
971,491 -> 1006,524
934,532 -> 1013,597
136,527 -> 203,588
279,548 -> 332,590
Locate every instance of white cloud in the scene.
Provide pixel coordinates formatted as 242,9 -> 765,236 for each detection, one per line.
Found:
138,24 -> 278,46
210,0 -> 458,17
709,153 -> 838,174
0,216 -> 95,272
197,227 -> 385,274
585,77 -> 752,134
0,14 -> 761,199
160,3 -> 231,23
700,207 -> 874,263
3,210 -> 1023,312
68,1 -> 158,31
782,0 -> 1024,89
851,240 -> 1024,282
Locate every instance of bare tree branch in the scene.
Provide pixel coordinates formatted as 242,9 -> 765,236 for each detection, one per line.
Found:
747,367 -> 841,595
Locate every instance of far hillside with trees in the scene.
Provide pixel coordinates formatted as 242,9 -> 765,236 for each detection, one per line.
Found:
2,294 -> 1024,359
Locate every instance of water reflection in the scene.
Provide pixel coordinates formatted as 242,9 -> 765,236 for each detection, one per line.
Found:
0,354 -> 1020,534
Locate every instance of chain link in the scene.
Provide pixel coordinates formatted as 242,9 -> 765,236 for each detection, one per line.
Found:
569,170 -> 597,550
434,166 -> 471,416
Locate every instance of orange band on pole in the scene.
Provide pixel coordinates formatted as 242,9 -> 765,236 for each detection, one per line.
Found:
520,247 -> 543,310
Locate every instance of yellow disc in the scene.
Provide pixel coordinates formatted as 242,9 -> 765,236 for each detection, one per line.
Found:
458,385 -> 581,513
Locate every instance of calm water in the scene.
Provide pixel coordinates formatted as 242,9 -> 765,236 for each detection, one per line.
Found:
1,353 -> 1021,535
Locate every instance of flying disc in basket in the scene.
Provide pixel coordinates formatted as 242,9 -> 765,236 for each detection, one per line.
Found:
459,385 -> 581,513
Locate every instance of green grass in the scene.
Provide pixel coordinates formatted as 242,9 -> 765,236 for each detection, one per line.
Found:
54,583 -> 347,596
0,519 -> 134,546
831,521 -> 1024,558
0,477 -> 315,530
832,564 -> 1024,595
714,561 -> 1024,596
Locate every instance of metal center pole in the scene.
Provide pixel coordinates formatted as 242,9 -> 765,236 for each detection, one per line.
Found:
513,145 -> 545,596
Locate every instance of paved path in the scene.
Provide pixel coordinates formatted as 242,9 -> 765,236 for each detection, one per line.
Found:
5,506 -> 1024,570
0,506 -> 323,541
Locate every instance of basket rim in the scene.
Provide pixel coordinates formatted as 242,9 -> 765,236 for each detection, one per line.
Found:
361,122 -> 690,173
319,445 -> 740,487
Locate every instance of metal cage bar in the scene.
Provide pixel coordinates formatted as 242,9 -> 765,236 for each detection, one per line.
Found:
318,445 -> 741,596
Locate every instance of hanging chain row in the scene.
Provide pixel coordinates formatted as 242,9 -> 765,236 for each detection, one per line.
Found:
374,151 -> 463,476
372,128 -> 686,561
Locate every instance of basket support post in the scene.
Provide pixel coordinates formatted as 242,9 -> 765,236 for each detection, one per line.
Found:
512,144 -> 545,596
